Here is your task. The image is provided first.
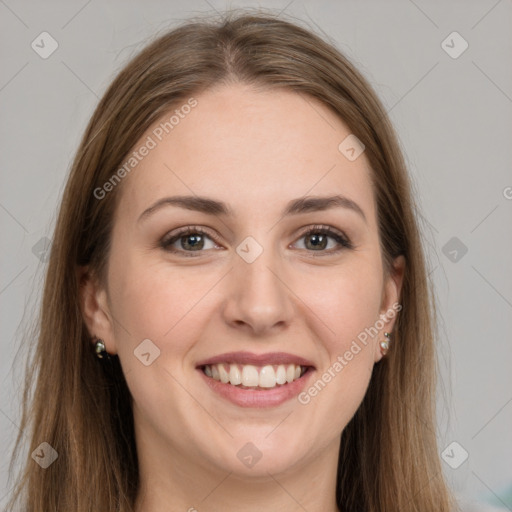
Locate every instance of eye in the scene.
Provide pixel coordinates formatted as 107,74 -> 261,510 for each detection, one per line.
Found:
293,225 -> 353,254
160,226 -> 221,257
160,224 -> 353,258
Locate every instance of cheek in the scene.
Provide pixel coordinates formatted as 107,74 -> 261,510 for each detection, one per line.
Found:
293,259 -> 382,410
296,258 -> 384,345
107,252 -> 218,355
106,259 -> 211,421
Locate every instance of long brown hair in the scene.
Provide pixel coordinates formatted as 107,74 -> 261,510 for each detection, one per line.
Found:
7,9 -> 456,511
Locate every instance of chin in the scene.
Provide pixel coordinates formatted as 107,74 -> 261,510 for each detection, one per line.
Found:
202,429 -> 312,478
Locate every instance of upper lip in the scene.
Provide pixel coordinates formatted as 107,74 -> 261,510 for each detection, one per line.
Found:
196,351 -> 315,368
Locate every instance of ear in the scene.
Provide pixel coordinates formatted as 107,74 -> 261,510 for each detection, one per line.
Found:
78,266 -> 117,355
374,255 -> 405,362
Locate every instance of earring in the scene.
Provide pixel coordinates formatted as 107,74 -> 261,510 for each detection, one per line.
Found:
94,339 -> 110,359
380,332 -> 391,356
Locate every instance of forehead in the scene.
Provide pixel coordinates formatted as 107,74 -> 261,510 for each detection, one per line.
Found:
116,84 -> 376,224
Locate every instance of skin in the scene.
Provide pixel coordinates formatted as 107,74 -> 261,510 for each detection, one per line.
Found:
81,83 -> 404,512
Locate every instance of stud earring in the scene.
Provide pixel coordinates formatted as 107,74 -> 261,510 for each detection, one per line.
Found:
380,332 -> 391,356
94,339 -> 110,359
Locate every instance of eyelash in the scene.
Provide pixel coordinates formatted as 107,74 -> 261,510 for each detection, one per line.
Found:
160,224 -> 354,258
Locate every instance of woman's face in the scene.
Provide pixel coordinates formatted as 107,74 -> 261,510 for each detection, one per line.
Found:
83,84 -> 403,477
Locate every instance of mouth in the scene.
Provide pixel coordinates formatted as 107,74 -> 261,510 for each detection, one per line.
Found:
195,352 -> 315,407
200,362 -> 311,389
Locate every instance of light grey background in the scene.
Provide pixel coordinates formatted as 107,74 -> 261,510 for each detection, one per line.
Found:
1,1 -> 511,510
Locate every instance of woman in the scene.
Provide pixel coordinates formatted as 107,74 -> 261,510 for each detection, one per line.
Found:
7,10 -> 457,512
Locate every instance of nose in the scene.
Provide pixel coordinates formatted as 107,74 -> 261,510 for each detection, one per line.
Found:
221,244 -> 295,336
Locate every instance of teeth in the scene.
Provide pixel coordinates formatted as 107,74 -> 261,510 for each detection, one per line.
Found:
242,365 -> 259,387
203,363 -> 307,388
276,365 -> 287,385
259,365 -> 276,388
286,364 -> 295,383
229,364 -> 242,385
218,364 -> 230,383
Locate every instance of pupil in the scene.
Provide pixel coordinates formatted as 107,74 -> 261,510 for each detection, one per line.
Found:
183,234 -> 203,250
308,233 -> 327,250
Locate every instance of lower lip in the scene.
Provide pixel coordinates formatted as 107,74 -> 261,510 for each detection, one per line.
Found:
197,368 -> 315,408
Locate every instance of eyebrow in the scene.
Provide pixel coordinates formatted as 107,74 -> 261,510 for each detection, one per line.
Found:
138,194 -> 367,223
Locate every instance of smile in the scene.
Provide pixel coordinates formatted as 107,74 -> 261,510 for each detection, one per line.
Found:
201,363 -> 308,389
196,351 -> 315,408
